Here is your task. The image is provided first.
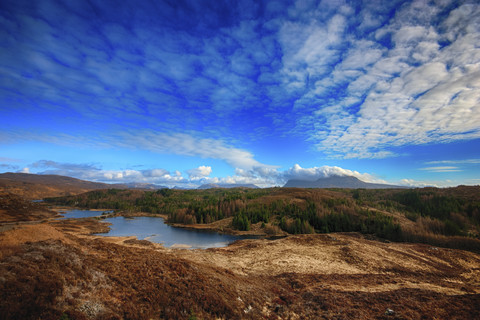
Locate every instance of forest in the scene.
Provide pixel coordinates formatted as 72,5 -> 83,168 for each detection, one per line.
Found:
45,186 -> 480,249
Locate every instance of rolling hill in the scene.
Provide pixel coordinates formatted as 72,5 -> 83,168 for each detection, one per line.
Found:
0,173 -> 170,199
0,173 -> 118,199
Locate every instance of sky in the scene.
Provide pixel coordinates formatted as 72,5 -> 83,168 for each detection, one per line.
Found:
1,0 -> 480,188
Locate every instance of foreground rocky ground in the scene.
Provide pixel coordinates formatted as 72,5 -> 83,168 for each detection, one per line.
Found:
1,215 -> 479,319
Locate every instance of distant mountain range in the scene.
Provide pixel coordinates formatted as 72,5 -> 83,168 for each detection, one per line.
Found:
283,175 -> 407,189
197,183 -> 259,189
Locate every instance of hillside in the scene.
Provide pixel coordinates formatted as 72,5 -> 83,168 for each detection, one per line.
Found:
0,172 -> 112,189
0,173 -> 169,199
0,173 -> 118,199
284,175 -> 406,189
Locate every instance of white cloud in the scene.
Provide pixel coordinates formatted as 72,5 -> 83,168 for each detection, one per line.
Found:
282,164 -> 385,184
278,10 -> 347,92
398,178 -> 437,188
425,159 -> 480,165
419,166 -> 462,172
142,169 -> 170,177
397,176 -> 473,188
85,168 -> 187,185
190,163 -> 391,188
186,166 -> 212,180
25,160 -> 186,185
115,131 -> 275,171
15,158 -> 473,188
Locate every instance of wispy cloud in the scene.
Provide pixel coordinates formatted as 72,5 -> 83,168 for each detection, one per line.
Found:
425,159 -> 480,165
31,160 -> 103,180
419,166 -> 462,173
2,129 -> 276,173
114,131 -> 275,171
420,158 -> 480,173
0,157 -> 21,163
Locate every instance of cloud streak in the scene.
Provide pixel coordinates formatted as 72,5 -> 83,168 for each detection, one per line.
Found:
419,166 -> 462,173
114,131 -> 274,171
425,159 -> 480,165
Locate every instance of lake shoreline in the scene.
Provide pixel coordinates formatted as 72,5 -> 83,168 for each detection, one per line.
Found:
80,207 -> 277,237
50,206 -> 262,249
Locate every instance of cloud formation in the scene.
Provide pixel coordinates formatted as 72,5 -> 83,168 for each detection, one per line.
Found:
282,164 -> 385,184
27,160 -> 185,185
115,131 -> 273,171
1,0 -> 479,187
295,1 -> 480,158
3,0 -> 478,160
20,159 -> 390,188
186,166 -> 212,180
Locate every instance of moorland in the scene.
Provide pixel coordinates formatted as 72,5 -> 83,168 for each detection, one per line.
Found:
0,173 -> 479,319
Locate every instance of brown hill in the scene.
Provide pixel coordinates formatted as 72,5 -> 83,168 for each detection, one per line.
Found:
0,172 -> 119,199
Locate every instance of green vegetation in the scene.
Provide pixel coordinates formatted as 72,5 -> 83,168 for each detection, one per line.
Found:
347,187 -> 480,237
45,186 -> 480,249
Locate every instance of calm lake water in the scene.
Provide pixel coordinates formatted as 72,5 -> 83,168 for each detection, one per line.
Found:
97,216 -> 251,249
58,209 -> 112,219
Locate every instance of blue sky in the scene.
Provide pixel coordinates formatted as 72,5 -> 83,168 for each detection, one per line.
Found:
1,0 -> 479,188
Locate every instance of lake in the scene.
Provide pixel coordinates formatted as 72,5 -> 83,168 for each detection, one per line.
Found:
58,209 -> 112,219
96,216 -> 252,249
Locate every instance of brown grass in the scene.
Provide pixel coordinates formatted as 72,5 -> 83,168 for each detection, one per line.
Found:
1,224 -> 480,319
